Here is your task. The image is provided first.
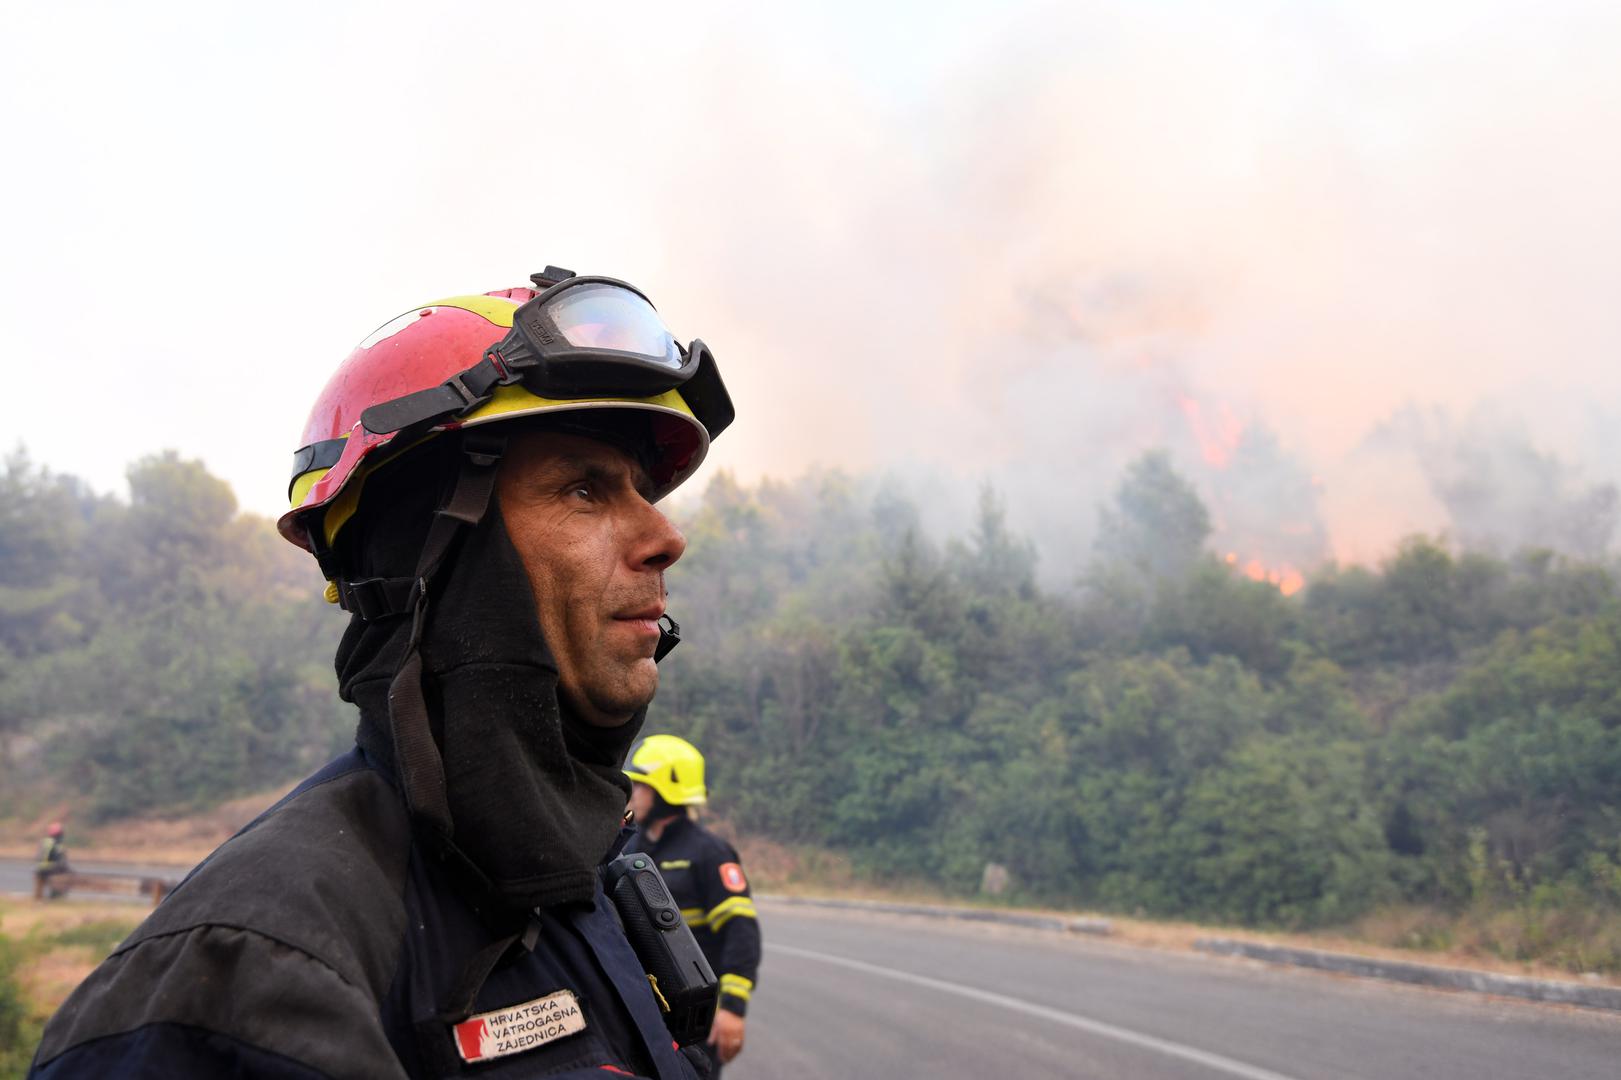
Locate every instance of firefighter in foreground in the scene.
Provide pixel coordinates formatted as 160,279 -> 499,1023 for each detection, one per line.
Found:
31,267 -> 734,1078
625,735 -> 760,1075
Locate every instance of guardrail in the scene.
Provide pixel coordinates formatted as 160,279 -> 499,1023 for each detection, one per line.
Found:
1193,937 -> 1621,1014
34,868 -> 176,906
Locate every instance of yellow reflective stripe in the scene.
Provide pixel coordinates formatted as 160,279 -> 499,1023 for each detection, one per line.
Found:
288,465 -> 330,511
718,974 -> 753,1001
710,907 -> 757,932
466,385 -> 696,425
680,907 -> 707,927
706,896 -> 758,932
659,860 -> 691,871
321,462 -> 367,546
705,895 -> 756,922
424,294 -> 521,327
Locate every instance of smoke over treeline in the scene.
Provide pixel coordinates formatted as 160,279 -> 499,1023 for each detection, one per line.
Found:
7,3 -> 1621,571
641,2 -> 1621,586
677,408 -> 1621,595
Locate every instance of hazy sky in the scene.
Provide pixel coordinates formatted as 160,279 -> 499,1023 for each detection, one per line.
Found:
4,1 -> 1619,570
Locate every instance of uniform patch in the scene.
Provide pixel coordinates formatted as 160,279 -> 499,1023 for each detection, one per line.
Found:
719,862 -> 748,893
452,989 -> 586,1064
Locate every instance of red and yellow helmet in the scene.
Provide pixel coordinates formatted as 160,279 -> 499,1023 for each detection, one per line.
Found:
278,269 -> 732,572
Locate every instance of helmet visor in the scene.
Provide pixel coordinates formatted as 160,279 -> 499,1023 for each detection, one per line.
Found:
547,282 -> 683,369
354,276 -> 732,446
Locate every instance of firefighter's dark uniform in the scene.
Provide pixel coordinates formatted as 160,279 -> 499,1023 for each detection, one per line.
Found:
31,749 -> 701,1079
624,816 -> 759,1073
30,441 -> 704,1079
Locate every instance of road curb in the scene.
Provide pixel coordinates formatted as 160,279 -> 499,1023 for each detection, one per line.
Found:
1194,937 -> 1621,1013
758,893 -> 1113,936
762,895 -> 1621,1012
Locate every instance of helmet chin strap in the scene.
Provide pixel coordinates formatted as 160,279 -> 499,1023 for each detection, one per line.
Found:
654,613 -> 681,662
386,431 -> 508,848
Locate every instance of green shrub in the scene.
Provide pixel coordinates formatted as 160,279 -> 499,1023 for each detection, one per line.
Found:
0,935 -> 40,1080
49,920 -> 137,958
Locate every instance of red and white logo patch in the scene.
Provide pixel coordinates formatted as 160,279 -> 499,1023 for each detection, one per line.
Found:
719,862 -> 748,893
452,989 -> 586,1064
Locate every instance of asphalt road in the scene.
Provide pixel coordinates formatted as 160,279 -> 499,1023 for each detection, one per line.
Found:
6,864 -> 1618,1076
728,901 -> 1621,1080
0,857 -> 188,900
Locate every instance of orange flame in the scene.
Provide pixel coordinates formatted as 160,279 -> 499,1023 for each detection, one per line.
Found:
1239,559 -> 1305,596
1176,394 -> 1245,468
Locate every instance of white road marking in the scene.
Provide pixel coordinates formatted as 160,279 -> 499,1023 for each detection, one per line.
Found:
770,942 -> 1303,1080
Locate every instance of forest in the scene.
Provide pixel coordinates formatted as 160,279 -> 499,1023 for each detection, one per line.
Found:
2,447 -> 1619,968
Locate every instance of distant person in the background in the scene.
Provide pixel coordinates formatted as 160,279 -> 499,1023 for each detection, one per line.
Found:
625,735 -> 761,1075
35,822 -> 69,898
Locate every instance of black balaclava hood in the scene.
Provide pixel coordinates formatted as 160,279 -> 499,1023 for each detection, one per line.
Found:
333,433 -> 645,914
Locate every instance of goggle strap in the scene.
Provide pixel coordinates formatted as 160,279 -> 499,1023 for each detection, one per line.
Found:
678,340 -> 735,440
436,431 -> 507,526
359,354 -> 513,436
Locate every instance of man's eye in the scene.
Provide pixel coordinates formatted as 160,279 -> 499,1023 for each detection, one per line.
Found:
569,484 -> 593,500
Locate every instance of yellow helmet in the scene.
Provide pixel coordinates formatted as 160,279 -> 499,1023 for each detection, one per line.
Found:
625,734 -> 707,806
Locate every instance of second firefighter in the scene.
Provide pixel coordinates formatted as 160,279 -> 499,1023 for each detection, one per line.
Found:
625,735 -> 760,1075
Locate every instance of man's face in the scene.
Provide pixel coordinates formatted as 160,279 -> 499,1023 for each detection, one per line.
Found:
498,430 -> 687,727
627,782 -> 655,823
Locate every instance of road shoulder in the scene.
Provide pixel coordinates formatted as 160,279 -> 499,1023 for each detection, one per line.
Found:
762,893 -> 1621,1013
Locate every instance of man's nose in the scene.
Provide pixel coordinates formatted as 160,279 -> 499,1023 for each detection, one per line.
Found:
632,502 -> 686,570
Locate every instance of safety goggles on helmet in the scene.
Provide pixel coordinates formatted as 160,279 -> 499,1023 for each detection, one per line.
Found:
358,270 -> 734,444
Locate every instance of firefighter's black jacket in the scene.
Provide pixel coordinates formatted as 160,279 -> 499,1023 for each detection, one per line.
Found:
624,816 -> 760,1016
30,749 -> 701,1079
32,440 -> 705,1078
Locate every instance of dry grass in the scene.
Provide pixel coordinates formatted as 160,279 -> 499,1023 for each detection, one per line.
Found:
1110,911 -> 1621,985
0,900 -> 143,942
1347,903 -> 1621,979
1,899 -> 146,1020
730,832 -> 1005,905
729,832 -> 859,893
20,948 -> 102,1019
0,786 -> 290,865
